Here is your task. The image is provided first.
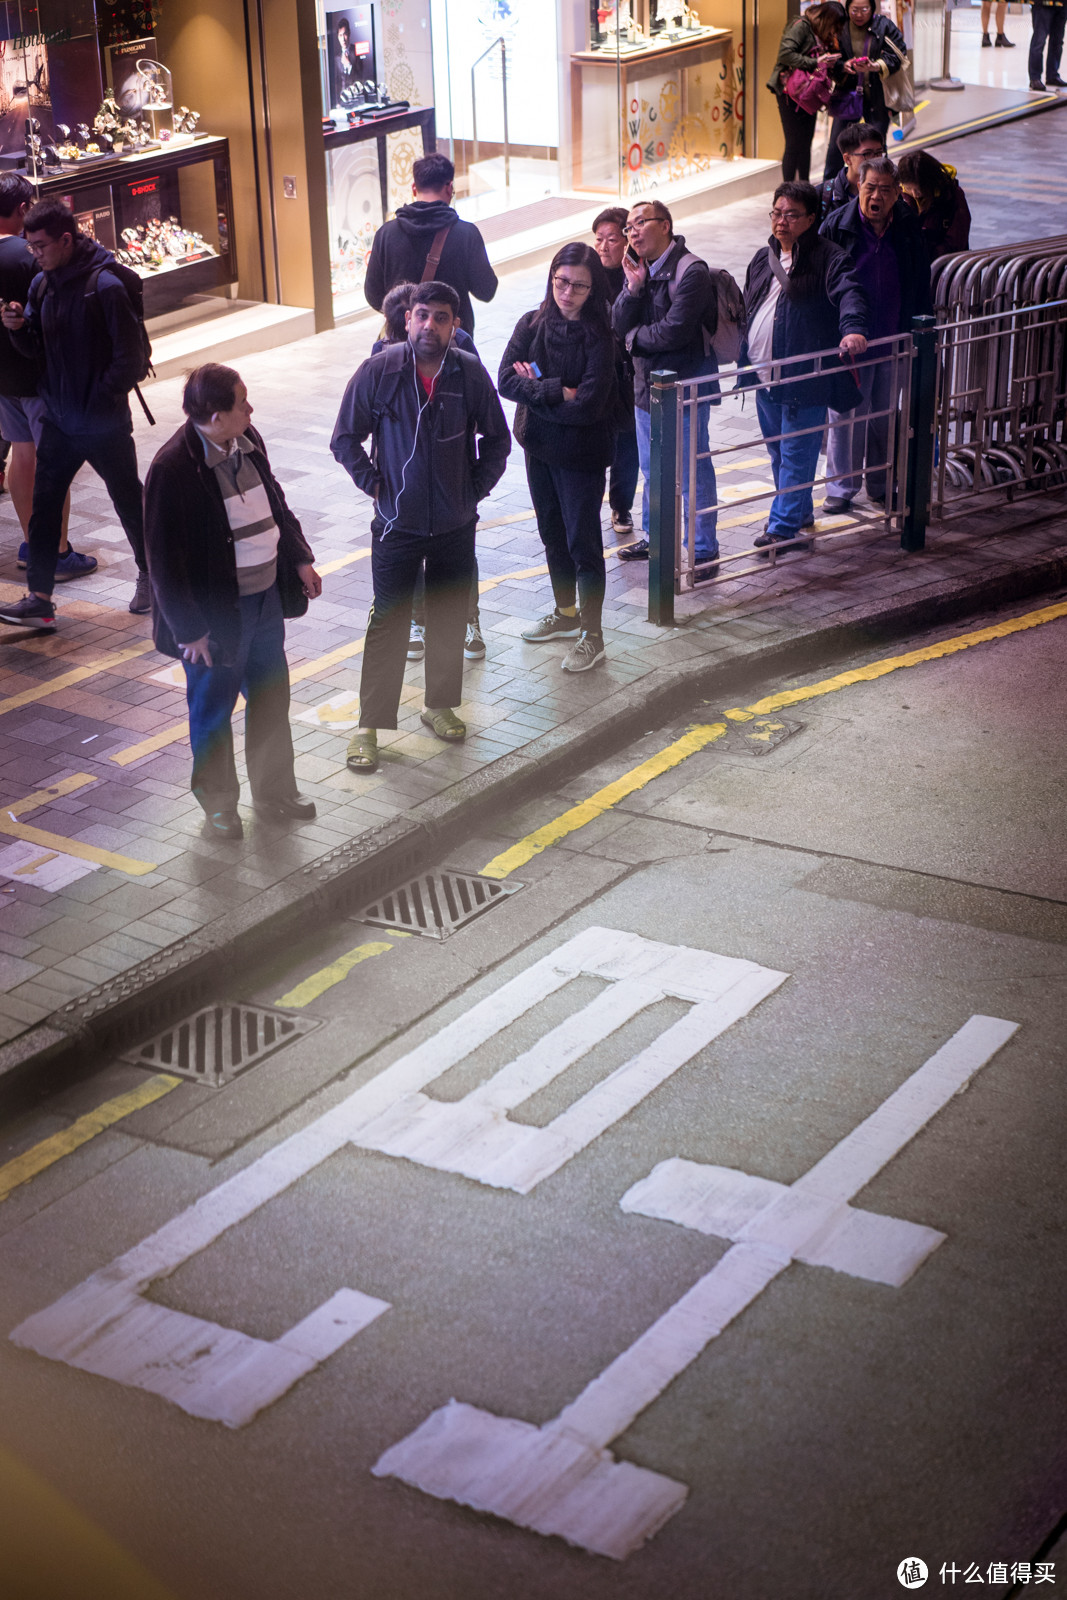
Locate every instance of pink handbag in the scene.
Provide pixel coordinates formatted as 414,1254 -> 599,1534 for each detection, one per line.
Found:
783,62 -> 835,113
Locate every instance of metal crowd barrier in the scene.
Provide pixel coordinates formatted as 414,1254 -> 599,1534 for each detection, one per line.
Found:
645,331 -> 918,626
643,293 -> 1067,626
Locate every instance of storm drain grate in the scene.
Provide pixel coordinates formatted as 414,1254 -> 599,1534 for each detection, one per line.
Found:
121,1003 -> 320,1088
356,869 -> 520,940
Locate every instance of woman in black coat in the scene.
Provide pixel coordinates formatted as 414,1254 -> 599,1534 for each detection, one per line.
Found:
824,0 -> 908,179
498,242 -> 617,674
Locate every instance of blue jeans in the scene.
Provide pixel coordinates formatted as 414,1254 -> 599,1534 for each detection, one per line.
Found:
182,583 -> 297,811
609,424 -> 639,516
636,392 -> 719,559
755,392 -> 827,539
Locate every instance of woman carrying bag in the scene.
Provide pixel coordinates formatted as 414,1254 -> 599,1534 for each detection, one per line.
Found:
824,0 -> 909,179
768,1 -> 848,180
498,243 -> 617,675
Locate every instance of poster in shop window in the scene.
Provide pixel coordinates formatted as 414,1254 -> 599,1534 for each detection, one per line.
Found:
326,5 -> 377,110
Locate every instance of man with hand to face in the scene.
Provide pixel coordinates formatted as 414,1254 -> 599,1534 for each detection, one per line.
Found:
820,156 -> 932,513
611,198 -> 720,568
331,280 -> 510,774
739,180 -> 868,552
144,364 -> 321,842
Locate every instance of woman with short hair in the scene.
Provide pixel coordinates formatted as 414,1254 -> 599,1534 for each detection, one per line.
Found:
897,150 -> 972,262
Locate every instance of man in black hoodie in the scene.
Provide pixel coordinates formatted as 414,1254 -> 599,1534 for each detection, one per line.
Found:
363,153 -> 497,337
0,199 -> 150,629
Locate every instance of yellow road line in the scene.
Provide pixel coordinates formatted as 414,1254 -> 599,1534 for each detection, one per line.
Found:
481,722 -> 728,878
317,548 -> 372,576
0,638 -> 155,718
0,1073 -> 179,1203
275,938 -> 400,1007
723,599 -> 1067,720
481,599 -> 1067,878
1,772 -> 158,874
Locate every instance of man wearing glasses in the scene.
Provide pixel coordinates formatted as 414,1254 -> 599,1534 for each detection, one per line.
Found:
740,180 -> 868,551
611,199 -> 720,570
819,158 -> 932,515
0,199 -> 151,629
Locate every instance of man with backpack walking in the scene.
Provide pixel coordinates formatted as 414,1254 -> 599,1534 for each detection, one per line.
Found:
330,280 -> 509,774
0,198 -> 151,629
611,198 -> 739,570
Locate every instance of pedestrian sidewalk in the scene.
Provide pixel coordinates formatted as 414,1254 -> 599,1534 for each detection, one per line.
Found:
1,179 -> 1067,1082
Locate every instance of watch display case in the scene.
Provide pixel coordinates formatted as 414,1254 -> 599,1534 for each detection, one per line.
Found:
34,136 -> 235,317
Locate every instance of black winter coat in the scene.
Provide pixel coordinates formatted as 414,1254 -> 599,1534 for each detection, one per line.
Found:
819,197 -> 934,332
739,227 -> 869,411
363,200 -> 498,335
836,12 -> 908,121
331,341 -> 510,536
11,235 -> 144,433
497,310 -> 618,472
144,421 -> 315,662
0,235 -> 40,398
611,234 -> 718,411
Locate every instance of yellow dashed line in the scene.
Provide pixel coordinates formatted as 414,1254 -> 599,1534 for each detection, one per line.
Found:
275,937 -> 404,1008
481,600 -> 1067,878
0,1073 -> 180,1203
0,638 -> 155,718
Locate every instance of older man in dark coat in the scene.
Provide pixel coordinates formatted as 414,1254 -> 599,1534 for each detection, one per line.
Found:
144,363 -> 321,840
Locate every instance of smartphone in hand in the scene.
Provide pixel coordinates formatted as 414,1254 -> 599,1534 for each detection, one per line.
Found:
529,361 -> 542,378
624,244 -> 640,268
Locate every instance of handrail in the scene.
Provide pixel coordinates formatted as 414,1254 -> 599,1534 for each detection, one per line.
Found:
471,35 -> 510,189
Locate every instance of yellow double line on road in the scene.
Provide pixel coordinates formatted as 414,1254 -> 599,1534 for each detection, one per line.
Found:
480,598 -> 1067,878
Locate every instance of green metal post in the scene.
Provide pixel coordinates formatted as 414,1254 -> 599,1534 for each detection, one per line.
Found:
648,368 -> 677,626
903,315 -> 937,552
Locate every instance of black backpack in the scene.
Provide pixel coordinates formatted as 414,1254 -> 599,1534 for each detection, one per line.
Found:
29,255 -> 156,424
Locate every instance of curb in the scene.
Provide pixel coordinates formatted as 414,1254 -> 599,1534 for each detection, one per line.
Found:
3,540 -> 1066,1098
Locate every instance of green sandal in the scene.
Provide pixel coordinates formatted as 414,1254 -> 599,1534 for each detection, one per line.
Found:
420,707 -> 466,742
346,730 -> 379,772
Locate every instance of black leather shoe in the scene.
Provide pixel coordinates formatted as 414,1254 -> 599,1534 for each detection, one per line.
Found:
617,538 -> 650,561
204,809 -> 243,840
253,794 -> 317,822
1046,73 -> 1067,85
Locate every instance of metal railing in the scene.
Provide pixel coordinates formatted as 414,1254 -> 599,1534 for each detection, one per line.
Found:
646,331 -> 917,626
471,37 -> 510,188
645,298 -> 1067,626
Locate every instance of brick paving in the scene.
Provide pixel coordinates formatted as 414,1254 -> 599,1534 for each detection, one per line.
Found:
1,143 -> 1066,1050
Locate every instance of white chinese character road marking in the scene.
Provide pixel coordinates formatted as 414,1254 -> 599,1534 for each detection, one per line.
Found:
373,1015 -> 1018,1562
10,928 -> 784,1428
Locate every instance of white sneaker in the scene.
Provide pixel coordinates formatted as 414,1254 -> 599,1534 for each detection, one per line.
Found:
561,632 -> 606,673
407,622 -> 425,661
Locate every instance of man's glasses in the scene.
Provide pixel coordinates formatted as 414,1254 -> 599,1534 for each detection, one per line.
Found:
769,209 -> 807,222
553,275 -> 591,296
622,219 -> 656,235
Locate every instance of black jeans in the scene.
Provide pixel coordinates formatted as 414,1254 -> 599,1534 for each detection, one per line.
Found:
26,417 -> 146,595
776,92 -> 818,181
412,559 -> 480,627
609,423 -> 639,516
526,453 -> 607,636
182,583 -> 298,811
1030,2 -> 1066,80
359,519 -> 476,729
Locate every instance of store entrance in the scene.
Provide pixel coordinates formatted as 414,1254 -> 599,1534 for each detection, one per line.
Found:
429,0 -> 561,227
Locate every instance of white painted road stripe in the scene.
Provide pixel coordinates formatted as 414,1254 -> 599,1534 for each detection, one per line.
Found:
374,1016 -> 1018,1560
11,928 -> 782,1425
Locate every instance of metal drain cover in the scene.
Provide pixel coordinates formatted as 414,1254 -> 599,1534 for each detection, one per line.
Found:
356,868 -> 520,939
121,1003 -> 320,1088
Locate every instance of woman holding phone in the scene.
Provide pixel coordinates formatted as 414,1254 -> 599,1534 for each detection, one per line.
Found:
498,243 -> 617,674
824,0 -> 908,179
768,1 -> 847,180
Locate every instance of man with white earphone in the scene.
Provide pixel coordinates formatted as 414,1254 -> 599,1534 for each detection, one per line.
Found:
331,280 -> 510,773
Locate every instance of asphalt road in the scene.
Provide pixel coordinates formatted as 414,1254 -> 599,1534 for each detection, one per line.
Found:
2,594 -> 1065,1600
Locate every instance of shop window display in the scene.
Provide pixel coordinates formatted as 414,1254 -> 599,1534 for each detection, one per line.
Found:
0,0 -> 234,315
574,0 -> 740,195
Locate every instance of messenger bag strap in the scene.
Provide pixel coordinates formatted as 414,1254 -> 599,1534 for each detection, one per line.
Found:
420,224 -> 452,283
766,247 -> 792,292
